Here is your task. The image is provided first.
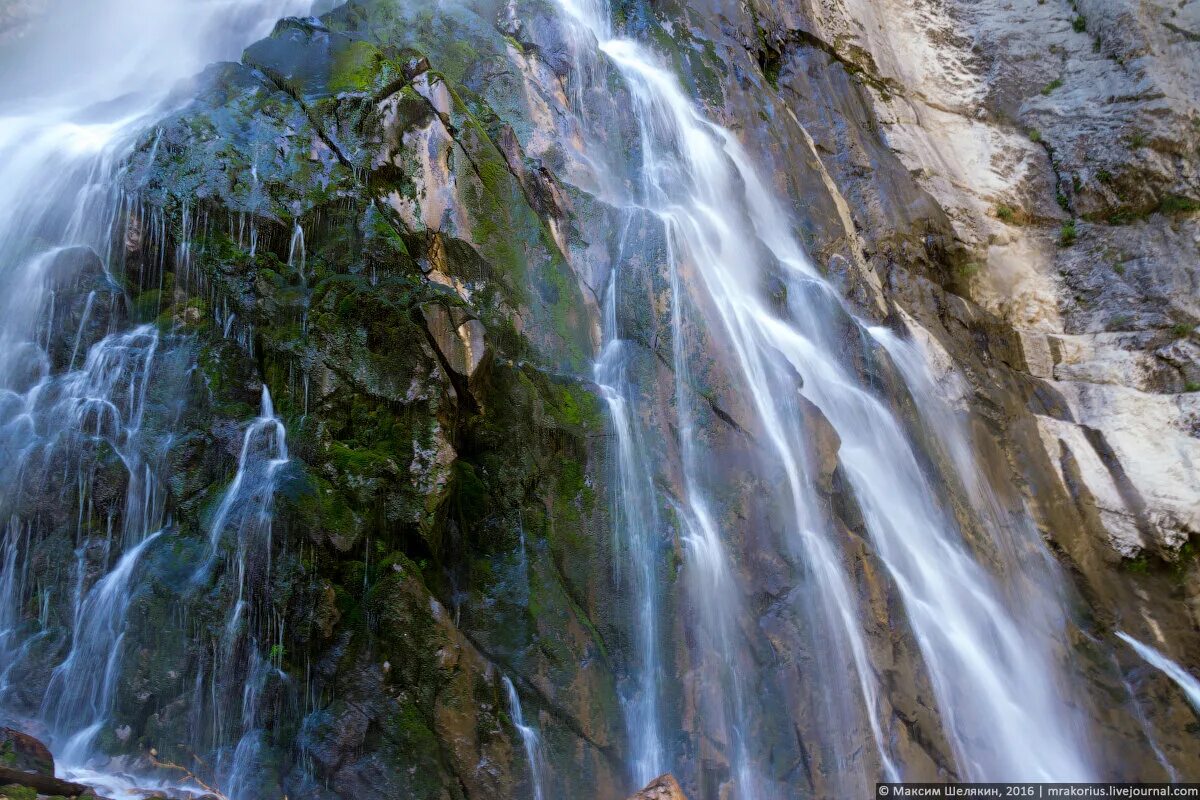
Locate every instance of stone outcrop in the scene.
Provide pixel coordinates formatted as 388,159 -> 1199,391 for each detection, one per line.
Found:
627,774 -> 689,800
0,728 -> 53,777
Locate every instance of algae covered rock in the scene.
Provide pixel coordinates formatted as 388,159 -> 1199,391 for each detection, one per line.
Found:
0,729 -> 52,777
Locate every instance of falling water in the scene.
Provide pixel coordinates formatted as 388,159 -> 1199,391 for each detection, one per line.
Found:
503,675 -> 547,800
552,0 -> 1095,790
1110,647 -> 1179,781
0,0 -> 311,793
196,386 -> 289,580
1117,631 -> 1200,714
196,387 -> 289,800
41,530 -> 163,765
594,244 -> 667,784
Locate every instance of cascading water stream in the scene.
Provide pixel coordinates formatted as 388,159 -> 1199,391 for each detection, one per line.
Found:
188,386 -> 289,800
503,676 -> 547,800
0,0 -> 310,793
41,530 -> 164,765
594,239 -> 667,785
1117,632 -> 1200,714
551,0 -> 1096,790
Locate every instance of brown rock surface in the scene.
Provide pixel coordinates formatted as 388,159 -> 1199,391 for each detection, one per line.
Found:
627,774 -> 688,800
0,726 -> 53,776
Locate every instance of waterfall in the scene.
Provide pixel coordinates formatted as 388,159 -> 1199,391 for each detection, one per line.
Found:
0,0 -> 311,793
196,386 -> 290,581
552,0 -> 1095,790
1117,631 -> 1200,714
594,240 -> 667,784
41,530 -> 163,765
503,675 -> 547,800
195,386 -> 289,800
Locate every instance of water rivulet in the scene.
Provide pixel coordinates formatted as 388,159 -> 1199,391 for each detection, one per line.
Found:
0,0 -> 1197,798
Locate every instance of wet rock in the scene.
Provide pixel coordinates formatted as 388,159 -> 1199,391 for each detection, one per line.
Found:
39,246 -> 126,371
626,774 -> 688,800
0,728 -> 52,776
0,764 -> 94,797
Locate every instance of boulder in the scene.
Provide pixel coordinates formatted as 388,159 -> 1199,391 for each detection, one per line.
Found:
626,774 -> 688,800
0,728 -> 53,776
0,764 -> 96,797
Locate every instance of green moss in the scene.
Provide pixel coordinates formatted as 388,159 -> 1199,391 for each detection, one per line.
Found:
1122,555 -> 1149,573
956,261 -> 981,279
1040,78 -> 1063,95
437,40 -> 482,85
0,786 -> 37,800
762,51 -> 781,90
552,382 -> 604,429
443,460 -> 490,549
1185,382 -> 1200,393
1159,195 -> 1199,215
1174,541 -> 1197,577
330,40 -> 384,93
1072,15 -> 1087,32
1028,129 -> 1043,143
1110,313 -> 1133,329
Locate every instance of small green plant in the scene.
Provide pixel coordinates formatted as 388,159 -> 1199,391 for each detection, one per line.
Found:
956,261 -> 981,279
1171,323 -> 1193,337
1041,78 -> 1064,95
1123,555 -> 1150,574
1127,130 -> 1148,148
1028,128 -> 1043,143
268,643 -> 285,662
1056,192 -> 1070,211
1059,219 -> 1078,246
1186,381 -> 1200,393
1073,15 -> 1087,32
1110,313 -> 1133,329
1159,195 -> 1199,214
995,204 -> 1016,222
1097,169 -> 1113,184
1072,174 -> 1083,192
1113,262 -> 1126,275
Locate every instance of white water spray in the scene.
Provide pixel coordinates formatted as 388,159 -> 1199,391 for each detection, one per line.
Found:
0,0 -> 310,795
551,0 -> 1095,789
503,675 -> 547,800
1118,631 -> 1200,714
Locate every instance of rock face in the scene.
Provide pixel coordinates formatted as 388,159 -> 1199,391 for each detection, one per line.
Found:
0,728 -> 53,778
627,774 -> 688,800
0,0 -> 1196,798
780,0 -> 1200,564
